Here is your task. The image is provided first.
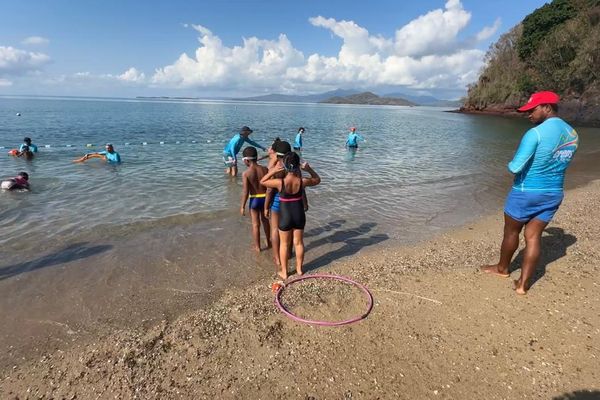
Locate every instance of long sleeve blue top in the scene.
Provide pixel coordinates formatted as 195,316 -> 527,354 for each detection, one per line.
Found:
223,134 -> 265,159
508,117 -> 578,192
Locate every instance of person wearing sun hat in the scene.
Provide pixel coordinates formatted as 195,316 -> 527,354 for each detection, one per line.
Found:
481,91 -> 579,295
223,126 -> 266,177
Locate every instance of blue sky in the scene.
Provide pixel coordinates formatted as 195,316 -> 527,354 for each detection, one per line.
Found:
0,0 -> 549,99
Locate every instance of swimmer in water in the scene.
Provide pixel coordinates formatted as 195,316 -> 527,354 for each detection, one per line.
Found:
1,172 -> 30,191
19,137 -> 38,153
74,143 -> 121,163
16,145 -> 34,160
240,146 -> 271,252
261,152 -> 321,279
346,127 -> 365,149
223,126 -> 266,177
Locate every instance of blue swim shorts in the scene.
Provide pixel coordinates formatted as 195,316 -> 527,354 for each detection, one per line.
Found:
270,192 -> 280,213
249,196 -> 265,210
504,189 -> 564,223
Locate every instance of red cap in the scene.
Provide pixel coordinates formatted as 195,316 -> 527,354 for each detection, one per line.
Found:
517,91 -> 560,112
350,127 -> 356,131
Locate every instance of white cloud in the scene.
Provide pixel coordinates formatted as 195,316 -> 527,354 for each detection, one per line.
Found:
49,68 -> 147,86
149,1 -> 497,94
475,18 -> 501,42
0,46 -> 51,74
118,67 -> 146,83
22,36 -> 50,46
152,24 -> 304,90
394,0 -> 471,57
0,78 -> 12,87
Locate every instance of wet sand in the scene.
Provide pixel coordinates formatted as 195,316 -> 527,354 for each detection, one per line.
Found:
1,179 -> 599,399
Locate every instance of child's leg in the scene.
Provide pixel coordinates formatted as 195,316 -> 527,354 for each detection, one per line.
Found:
260,211 -> 271,248
250,209 -> 261,252
292,229 -> 305,275
278,229 -> 291,280
271,211 -> 281,269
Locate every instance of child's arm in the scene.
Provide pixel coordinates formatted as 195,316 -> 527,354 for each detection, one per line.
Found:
264,188 -> 273,218
240,172 -> 250,216
301,163 -> 321,187
302,188 -> 308,211
260,167 -> 284,190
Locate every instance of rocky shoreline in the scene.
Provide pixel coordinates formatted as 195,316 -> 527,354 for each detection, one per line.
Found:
456,99 -> 600,128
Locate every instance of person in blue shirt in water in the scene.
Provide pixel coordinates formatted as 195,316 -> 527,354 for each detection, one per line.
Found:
74,143 -> 121,163
346,127 -> 365,148
293,127 -> 305,152
19,137 -> 38,153
481,91 -> 578,295
223,126 -> 266,176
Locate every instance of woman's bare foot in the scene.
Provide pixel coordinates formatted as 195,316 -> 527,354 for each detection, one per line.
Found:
278,271 -> 288,280
296,268 -> 303,276
480,264 -> 510,278
513,279 -> 527,295
253,245 -> 261,252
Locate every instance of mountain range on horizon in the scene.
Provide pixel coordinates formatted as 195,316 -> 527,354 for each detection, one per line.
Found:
232,89 -> 461,107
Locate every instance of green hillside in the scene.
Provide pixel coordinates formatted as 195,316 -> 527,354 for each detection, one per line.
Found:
462,0 -> 600,125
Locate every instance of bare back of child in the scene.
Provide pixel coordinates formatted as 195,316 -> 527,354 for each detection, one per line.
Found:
240,147 -> 272,252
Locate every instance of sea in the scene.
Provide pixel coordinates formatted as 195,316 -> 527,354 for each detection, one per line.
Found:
1,96 -> 599,365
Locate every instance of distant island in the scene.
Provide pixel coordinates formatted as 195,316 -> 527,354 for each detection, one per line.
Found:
320,92 -> 416,106
232,89 -> 459,106
135,89 -> 461,107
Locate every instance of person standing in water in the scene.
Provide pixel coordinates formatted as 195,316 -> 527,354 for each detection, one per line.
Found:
481,91 -> 578,295
19,137 -> 38,153
240,146 -> 271,252
261,152 -> 321,279
293,127 -> 305,152
223,126 -> 266,177
346,127 -> 365,149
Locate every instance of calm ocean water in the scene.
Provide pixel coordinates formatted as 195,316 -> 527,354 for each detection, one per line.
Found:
2,96 -> 600,364
1,96 -> 600,257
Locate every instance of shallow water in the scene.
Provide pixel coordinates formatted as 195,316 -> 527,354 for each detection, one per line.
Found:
2,97 -> 599,254
1,97 -> 599,366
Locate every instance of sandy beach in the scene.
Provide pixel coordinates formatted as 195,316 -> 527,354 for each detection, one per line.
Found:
1,179 -> 599,399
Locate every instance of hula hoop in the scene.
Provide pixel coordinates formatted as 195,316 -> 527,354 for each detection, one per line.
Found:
275,274 -> 373,326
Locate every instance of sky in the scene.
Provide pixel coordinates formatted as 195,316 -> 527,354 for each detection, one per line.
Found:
0,0 -> 550,99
